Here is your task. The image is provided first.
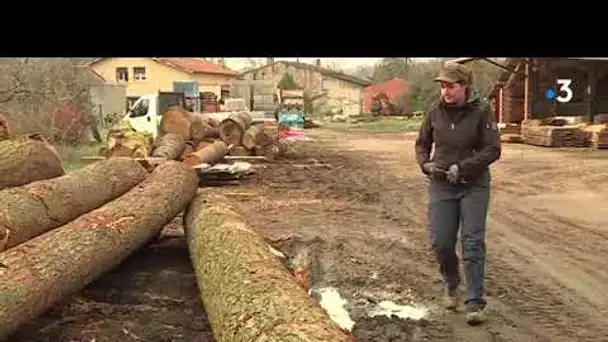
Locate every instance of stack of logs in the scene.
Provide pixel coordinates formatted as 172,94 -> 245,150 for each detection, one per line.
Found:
521,118 -> 587,147
0,114 -> 355,342
103,107 -> 287,168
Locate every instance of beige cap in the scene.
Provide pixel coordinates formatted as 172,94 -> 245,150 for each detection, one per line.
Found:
434,62 -> 473,84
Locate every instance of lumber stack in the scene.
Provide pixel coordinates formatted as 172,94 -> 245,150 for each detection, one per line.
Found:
184,192 -> 356,342
521,119 -> 587,147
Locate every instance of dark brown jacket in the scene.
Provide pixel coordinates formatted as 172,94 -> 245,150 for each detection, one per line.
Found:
415,91 -> 501,184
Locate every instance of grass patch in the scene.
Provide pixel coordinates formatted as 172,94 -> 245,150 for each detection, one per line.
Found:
323,115 -> 424,133
56,142 -> 103,172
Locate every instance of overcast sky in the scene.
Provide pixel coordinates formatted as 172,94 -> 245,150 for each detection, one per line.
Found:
222,58 -> 436,71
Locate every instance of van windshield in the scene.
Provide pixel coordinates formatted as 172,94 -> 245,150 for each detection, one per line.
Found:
129,99 -> 150,118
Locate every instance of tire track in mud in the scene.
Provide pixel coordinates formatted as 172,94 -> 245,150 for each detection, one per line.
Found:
318,130 -> 608,342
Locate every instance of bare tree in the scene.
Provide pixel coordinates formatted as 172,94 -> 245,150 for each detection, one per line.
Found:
0,58 -> 96,144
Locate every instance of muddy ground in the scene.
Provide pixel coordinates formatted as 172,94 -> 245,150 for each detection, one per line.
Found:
9,126 -> 608,342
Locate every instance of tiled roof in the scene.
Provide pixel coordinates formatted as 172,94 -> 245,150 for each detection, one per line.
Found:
87,58 -> 237,76
157,58 -> 238,75
240,61 -> 372,87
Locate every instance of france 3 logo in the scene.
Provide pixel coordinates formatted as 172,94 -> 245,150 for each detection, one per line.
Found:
545,79 -> 574,103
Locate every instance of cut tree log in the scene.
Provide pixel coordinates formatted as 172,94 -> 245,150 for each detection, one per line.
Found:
106,128 -> 154,158
218,111 -> 253,145
160,106 -> 218,143
196,139 -> 217,151
152,133 -> 186,160
159,106 -> 192,140
228,145 -> 252,156
242,123 -> 266,150
0,161 -> 198,340
0,114 -> 10,141
0,133 -> 64,190
184,193 -> 356,342
180,141 -> 196,160
182,140 -> 228,167
255,139 -> 288,160
0,157 -> 148,251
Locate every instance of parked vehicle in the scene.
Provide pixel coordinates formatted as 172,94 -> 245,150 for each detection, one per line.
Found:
125,92 -> 184,139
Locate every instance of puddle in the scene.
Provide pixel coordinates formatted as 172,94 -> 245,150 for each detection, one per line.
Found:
310,287 -> 356,331
368,300 -> 427,320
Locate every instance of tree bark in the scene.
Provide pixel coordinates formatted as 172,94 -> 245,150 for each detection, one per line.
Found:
242,123 -> 266,150
0,133 -> 64,190
255,140 -> 288,160
189,112 -> 218,144
182,140 -> 228,167
160,107 -> 218,143
0,157 -> 148,251
228,145 -> 252,156
219,112 -> 253,146
160,106 -> 192,140
184,193 -> 355,342
195,139 -> 216,151
180,141 -> 196,161
0,161 -> 198,340
152,133 -> 186,160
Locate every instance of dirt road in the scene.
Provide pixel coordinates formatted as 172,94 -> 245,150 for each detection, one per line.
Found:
230,128 -> 608,342
13,126 -> 608,342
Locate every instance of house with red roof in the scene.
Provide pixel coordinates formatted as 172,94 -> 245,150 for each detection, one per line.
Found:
87,58 -> 238,102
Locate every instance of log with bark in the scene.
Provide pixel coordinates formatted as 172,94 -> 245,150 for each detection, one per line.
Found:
0,133 -> 64,190
180,141 -> 196,161
242,123 -> 267,150
0,158 -> 148,251
228,145 -> 252,156
184,193 -> 356,342
254,139 -> 288,160
0,114 -> 10,141
196,139 -> 217,151
152,133 -> 186,160
182,140 -> 228,167
160,106 -> 218,143
0,161 -> 198,340
218,111 -> 253,145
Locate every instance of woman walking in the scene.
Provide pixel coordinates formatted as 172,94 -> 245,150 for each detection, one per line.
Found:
414,62 -> 502,325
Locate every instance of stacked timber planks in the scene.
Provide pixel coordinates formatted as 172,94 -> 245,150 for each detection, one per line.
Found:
521,119 -> 587,147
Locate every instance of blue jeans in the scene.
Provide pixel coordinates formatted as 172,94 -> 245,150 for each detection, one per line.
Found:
428,179 -> 489,309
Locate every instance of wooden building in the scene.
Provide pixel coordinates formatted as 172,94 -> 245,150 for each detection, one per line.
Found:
451,57 -> 608,124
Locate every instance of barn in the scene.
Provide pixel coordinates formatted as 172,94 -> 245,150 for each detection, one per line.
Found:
452,57 -> 608,124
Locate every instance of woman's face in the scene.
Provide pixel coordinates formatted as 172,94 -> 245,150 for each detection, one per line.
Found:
440,81 -> 467,105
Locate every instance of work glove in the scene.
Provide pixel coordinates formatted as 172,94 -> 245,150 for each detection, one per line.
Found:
423,162 -> 446,180
446,164 -> 460,184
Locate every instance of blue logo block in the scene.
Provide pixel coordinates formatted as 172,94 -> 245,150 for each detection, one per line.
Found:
546,89 -> 556,100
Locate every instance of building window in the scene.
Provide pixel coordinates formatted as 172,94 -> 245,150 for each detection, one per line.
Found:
116,67 -> 129,82
133,67 -> 147,81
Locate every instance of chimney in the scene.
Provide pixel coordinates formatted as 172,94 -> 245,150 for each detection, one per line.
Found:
315,59 -> 321,67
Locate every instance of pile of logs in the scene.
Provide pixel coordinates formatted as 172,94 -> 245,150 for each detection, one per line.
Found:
102,107 -> 287,168
0,115 -> 353,342
521,119 -> 587,147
